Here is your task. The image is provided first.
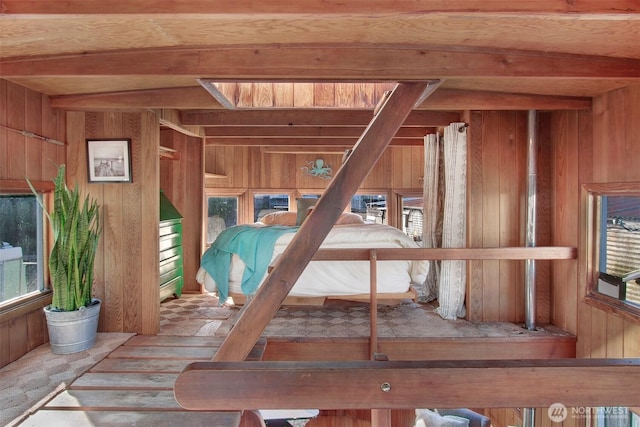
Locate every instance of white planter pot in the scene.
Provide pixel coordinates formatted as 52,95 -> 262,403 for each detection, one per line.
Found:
44,299 -> 101,354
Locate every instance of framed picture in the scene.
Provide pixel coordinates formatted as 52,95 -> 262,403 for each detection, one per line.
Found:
86,139 -> 132,183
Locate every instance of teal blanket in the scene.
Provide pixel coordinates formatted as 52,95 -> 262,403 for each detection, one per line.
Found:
201,225 -> 298,304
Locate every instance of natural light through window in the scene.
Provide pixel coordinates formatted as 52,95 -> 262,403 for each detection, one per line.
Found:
585,183 -> 640,316
206,196 -> 238,245
0,194 -> 44,304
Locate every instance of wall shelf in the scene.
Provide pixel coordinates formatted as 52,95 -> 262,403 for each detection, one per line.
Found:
159,145 -> 180,161
205,172 -> 227,179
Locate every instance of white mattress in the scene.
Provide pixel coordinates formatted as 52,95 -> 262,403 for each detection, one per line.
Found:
197,223 -> 429,298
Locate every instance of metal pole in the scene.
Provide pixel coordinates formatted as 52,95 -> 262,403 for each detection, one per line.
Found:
523,111 -> 539,427
523,407 -> 536,427
525,110 -> 537,331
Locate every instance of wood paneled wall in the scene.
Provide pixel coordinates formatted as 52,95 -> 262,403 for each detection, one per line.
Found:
510,86 -> 640,427
205,146 -> 424,192
466,110 -> 552,323
0,79 -> 65,368
66,111 -> 160,335
575,85 -> 640,359
547,85 -> 640,358
160,129 -> 204,293
1,80 -> 166,367
485,408 -> 522,427
549,110 -> 592,336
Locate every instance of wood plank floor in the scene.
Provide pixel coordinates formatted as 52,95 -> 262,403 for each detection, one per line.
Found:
18,336 -> 266,427
11,294 -> 578,426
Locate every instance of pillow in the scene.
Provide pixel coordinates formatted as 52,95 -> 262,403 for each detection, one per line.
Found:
415,409 -> 470,427
295,198 -> 318,226
260,211 -> 297,226
336,212 -> 365,225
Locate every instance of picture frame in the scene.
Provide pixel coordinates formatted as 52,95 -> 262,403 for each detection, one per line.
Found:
86,139 -> 132,183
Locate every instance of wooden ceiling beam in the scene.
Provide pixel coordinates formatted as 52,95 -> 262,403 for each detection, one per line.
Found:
51,87 -> 221,110
3,0 -> 637,14
205,126 -> 433,138
4,46 -> 639,80
158,109 -> 204,138
420,88 -> 592,110
206,138 -> 423,147
50,86 -> 591,111
175,358 -> 640,411
183,109 -> 459,127
260,146 -> 349,154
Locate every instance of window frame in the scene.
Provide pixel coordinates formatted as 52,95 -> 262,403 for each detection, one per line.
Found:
203,189 -> 245,249
397,191 -> 425,244
583,182 -> 640,322
348,191 -> 389,223
203,189 -> 407,249
249,190 -> 294,223
0,180 -> 52,310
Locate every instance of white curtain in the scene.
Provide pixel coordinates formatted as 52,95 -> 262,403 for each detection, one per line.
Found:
422,123 -> 467,320
420,133 -> 440,302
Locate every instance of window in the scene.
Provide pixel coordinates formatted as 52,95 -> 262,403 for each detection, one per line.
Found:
589,407 -> 639,427
585,183 -> 640,316
206,196 -> 238,245
598,195 -> 640,306
253,193 -> 290,222
351,194 -> 387,224
402,196 -> 424,244
0,194 -> 45,304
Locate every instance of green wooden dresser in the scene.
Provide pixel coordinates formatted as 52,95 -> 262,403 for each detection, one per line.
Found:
159,191 -> 184,302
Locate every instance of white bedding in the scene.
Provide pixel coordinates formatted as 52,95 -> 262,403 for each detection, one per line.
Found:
196,223 -> 429,298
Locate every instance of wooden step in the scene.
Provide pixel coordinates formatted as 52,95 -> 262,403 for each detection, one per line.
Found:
22,410 -> 241,426
21,335 -> 269,427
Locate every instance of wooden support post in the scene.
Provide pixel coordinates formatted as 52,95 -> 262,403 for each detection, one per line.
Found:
371,409 -> 392,427
369,249 -> 378,359
239,410 -> 266,427
212,81 -> 441,362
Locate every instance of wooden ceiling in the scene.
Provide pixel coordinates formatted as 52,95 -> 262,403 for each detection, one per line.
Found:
1,1 -> 639,144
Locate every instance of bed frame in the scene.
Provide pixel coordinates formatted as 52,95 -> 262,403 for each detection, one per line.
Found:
228,285 -> 417,306
224,252 -> 420,306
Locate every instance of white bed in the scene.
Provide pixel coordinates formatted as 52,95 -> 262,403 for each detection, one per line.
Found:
196,212 -> 429,304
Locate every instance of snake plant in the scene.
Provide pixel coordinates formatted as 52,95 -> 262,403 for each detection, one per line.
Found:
30,165 -> 101,311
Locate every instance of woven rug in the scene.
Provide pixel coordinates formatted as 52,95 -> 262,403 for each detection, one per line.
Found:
160,292 -> 235,336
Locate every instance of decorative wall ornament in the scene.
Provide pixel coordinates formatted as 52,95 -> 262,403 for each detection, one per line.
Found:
301,159 -> 333,180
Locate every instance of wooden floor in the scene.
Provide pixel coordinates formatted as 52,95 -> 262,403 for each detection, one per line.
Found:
13,294 -> 578,426
16,331 -> 578,426
19,336 -> 266,427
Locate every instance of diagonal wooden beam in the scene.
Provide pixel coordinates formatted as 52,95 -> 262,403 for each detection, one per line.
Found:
197,79 -> 237,110
175,358 -> 640,411
211,81 -> 440,362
